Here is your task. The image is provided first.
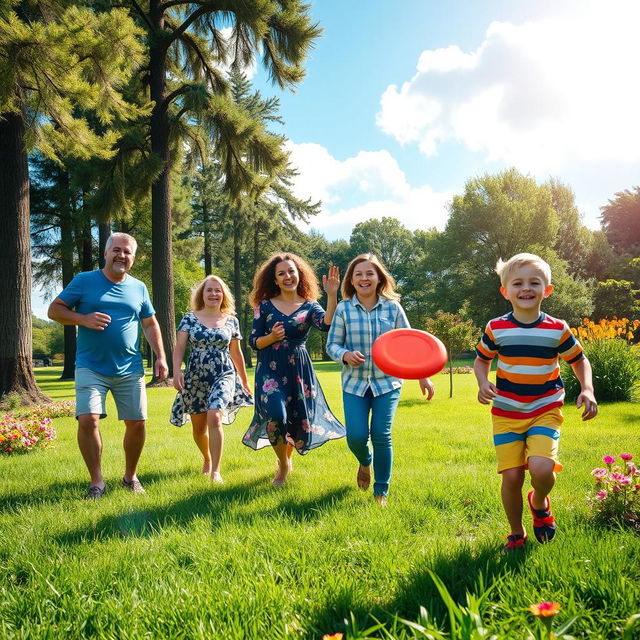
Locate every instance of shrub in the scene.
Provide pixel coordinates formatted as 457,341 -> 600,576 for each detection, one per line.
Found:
0,401 -> 73,455
588,454 -> 640,533
0,413 -> 57,455
561,339 -> 640,402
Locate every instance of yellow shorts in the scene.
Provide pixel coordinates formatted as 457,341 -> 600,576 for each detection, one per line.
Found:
492,408 -> 563,473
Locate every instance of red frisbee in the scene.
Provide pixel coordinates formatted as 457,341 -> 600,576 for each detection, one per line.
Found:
372,328 -> 448,379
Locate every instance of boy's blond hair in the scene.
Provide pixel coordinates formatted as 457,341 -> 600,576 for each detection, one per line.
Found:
495,253 -> 552,287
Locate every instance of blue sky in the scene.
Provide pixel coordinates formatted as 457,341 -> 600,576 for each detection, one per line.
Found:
32,0 -> 640,317
250,0 -> 640,240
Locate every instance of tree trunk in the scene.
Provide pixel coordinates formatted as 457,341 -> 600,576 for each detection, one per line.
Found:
149,0 -> 175,384
203,202 -> 212,275
98,221 -> 110,268
59,168 -> 76,380
233,216 -> 252,364
0,110 -> 50,404
81,202 -> 93,272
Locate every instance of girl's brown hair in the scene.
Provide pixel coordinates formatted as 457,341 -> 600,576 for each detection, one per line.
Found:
190,275 -> 235,315
249,253 -> 321,308
342,253 -> 400,301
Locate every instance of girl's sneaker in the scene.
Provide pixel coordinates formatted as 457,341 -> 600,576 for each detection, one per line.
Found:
504,533 -> 527,552
527,490 -> 556,543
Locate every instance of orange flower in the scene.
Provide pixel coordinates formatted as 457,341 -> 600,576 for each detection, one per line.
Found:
322,634 -> 344,640
529,601 -> 561,617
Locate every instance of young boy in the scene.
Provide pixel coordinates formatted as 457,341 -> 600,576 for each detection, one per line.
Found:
473,253 -> 598,550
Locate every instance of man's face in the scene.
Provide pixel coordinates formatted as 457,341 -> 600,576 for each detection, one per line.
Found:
104,238 -> 136,276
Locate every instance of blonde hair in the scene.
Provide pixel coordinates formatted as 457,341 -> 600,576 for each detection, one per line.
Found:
190,275 -> 235,315
496,253 -> 552,287
249,253 -> 321,308
342,253 -> 400,301
105,232 -> 137,255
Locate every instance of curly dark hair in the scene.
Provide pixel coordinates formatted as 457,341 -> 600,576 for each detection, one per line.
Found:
249,253 -> 321,308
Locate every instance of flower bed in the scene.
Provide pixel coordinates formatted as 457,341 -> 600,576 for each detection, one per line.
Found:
0,401 -> 74,455
589,453 -> 640,532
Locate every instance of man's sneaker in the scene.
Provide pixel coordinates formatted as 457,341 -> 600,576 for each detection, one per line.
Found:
84,485 -> 107,500
527,490 -> 556,543
504,533 -> 527,552
122,477 -> 146,494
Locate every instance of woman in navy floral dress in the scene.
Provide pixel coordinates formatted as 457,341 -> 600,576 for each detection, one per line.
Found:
171,275 -> 252,482
242,253 -> 346,485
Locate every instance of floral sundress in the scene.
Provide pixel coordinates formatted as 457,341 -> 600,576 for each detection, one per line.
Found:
170,313 -> 253,426
242,300 -> 346,453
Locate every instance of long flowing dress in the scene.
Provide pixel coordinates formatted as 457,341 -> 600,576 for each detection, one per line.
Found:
170,313 -> 253,426
242,300 -> 346,453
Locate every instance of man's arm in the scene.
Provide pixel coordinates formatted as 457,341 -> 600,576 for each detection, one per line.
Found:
140,315 -> 168,380
48,298 -> 111,330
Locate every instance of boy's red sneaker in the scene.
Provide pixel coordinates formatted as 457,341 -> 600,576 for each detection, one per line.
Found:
527,490 -> 556,543
504,533 -> 527,551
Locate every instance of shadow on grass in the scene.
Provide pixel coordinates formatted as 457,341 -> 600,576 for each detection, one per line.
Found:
0,469 -> 193,514
306,540 -> 531,637
52,477 -> 351,547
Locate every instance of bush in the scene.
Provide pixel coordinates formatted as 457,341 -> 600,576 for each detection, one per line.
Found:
588,454 -> 640,533
0,401 -> 73,455
562,339 -> 640,402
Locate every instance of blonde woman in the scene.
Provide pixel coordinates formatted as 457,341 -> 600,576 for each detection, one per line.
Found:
170,275 -> 253,482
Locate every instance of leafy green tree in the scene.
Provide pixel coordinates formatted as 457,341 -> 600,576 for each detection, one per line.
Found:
349,217 -> 414,283
600,186 -> 640,253
113,0 -> 321,377
548,179 -> 592,278
425,309 -> 479,398
593,280 -> 640,321
435,168 -> 593,326
0,2 -> 144,403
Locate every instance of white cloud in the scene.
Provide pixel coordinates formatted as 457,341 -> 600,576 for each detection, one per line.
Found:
376,1 -> 640,173
285,141 -> 453,239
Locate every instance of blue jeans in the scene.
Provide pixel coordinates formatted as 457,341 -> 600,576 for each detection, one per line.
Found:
342,387 -> 401,497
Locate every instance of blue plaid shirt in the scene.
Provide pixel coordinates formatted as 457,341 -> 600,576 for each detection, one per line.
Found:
326,295 -> 410,397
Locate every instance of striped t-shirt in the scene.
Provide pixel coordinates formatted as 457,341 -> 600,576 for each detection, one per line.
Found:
475,312 -> 584,418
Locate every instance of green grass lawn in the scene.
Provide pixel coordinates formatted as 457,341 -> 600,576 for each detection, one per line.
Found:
1,365 -> 639,639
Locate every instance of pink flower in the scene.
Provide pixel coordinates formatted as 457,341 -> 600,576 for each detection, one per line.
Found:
619,476 -> 632,486
591,468 -> 608,480
293,312 -> 307,324
603,455 -> 616,465
620,453 -> 634,461
253,306 -> 261,319
611,472 -> 626,482
596,490 -> 607,500
627,463 -> 637,475
262,379 -> 279,393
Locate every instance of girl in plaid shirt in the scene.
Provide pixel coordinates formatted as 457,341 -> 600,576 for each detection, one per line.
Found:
327,254 -> 435,505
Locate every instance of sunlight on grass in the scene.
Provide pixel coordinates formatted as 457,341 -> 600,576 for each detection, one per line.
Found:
0,367 -> 638,638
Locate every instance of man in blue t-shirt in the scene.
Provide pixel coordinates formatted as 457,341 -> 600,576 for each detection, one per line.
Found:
48,233 -> 168,499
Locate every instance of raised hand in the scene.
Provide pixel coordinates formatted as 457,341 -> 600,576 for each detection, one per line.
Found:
322,265 -> 340,296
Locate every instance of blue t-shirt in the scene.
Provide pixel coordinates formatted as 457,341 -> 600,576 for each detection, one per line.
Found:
58,270 -> 155,376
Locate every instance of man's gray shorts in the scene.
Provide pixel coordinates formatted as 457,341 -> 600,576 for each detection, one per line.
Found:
75,367 -> 147,420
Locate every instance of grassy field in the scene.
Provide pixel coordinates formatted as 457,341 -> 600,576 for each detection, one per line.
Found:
1,364 -> 639,639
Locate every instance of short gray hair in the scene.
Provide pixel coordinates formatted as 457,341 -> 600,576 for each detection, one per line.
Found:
105,232 -> 137,255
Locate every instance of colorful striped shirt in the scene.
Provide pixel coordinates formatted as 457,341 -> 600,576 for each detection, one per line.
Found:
326,295 -> 410,397
475,312 -> 584,418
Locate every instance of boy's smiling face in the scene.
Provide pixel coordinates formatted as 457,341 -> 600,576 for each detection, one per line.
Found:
500,264 -> 553,320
